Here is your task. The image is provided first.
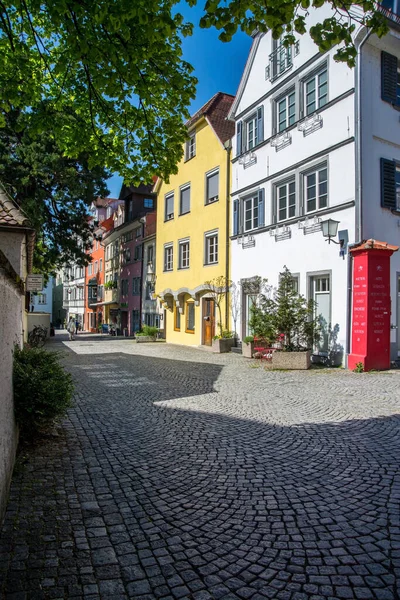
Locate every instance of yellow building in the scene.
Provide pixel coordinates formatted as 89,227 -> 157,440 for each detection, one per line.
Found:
154,92 -> 235,346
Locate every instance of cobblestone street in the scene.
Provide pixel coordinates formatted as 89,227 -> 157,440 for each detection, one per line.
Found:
1,333 -> 400,600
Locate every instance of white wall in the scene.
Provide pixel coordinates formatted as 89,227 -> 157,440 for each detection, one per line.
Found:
30,277 -> 53,319
231,14 -> 357,351
360,32 -> 400,357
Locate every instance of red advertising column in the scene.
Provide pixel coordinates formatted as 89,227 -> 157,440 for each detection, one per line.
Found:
348,239 -> 398,371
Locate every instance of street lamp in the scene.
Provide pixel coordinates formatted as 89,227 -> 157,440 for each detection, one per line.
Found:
321,219 -> 340,244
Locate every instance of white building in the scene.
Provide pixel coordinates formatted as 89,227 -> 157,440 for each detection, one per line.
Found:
62,264 -> 85,328
229,5 -> 400,362
30,277 -> 53,319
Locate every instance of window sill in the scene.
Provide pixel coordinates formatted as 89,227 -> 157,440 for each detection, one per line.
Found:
184,155 -> 196,163
178,266 -> 190,270
163,269 -> 173,273
164,218 -> 174,223
179,211 -> 191,217
206,199 -> 219,205
174,328 -> 181,332
185,329 -> 195,334
204,261 -> 218,266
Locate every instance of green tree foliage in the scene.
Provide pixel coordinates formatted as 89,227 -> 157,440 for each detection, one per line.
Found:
198,0 -> 389,66
249,267 -> 320,350
0,1 -> 196,183
0,109 -> 109,271
0,1 -> 197,268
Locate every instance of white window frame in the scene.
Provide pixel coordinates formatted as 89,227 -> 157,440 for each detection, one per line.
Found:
245,113 -> 258,151
178,239 -> 190,269
205,230 -> 218,265
243,194 -> 259,232
186,133 -> 196,160
304,66 -> 328,116
302,163 -> 328,214
277,89 -> 296,133
38,293 -> 46,305
205,169 -> 219,204
276,179 -> 296,222
164,244 -> 173,271
88,263 -> 93,276
165,192 -> 174,221
179,184 -> 191,216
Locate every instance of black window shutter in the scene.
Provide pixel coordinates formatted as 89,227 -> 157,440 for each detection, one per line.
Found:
381,158 -> 396,209
381,51 -> 398,104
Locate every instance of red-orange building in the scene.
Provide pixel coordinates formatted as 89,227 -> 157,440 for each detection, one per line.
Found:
84,198 -> 116,331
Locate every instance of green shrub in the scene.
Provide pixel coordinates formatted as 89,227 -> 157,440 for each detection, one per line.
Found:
138,325 -> 158,337
13,346 -> 74,439
244,336 -> 254,343
353,362 -> 364,373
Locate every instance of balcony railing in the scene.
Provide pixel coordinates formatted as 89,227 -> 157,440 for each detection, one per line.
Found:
265,41 -> 299,82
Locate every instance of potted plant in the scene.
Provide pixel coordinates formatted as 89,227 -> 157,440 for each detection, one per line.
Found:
241,336 -> 254,358
249,267 -> 320,370
212,330 -> 235,353
135,325 -> 158,342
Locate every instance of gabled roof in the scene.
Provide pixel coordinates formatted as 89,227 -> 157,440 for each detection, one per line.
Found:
119,183 -> 154,200
227,33 -> 263,120
186,92 -> 235,144
0,186 -> 30,227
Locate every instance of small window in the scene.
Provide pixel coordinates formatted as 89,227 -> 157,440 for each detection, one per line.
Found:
303,165 -> 328,213
38,294 -> 46,305
291,276 -> 299,294
205,232 -> 218,265
144,198 -> 154,208
165,193 -> 174,221
277,180 -> 296,222
271,38 -> 293,81
315,276 -> 330,292
121,279 -> 129,296
134,245 -> 142,261
88,263 -> 93,276
94,261 -> 98,274
146,282 -> 154,300
180,185 -> 191,215
147,245 -> 154,264
277,90 -> 295,132
206,170 -> 219,204
186,133 -> 196,160
304,68 -> 328,116
179,240 -> 190,269
246,114 -> 258,151
132,277 -> 141,295
164,245 -> 173,271
125,249 -> 131,263
135,226 -> 142,238
244,195 -> 259,231
174,307 -> 181,331
99,259 -> 103,272
186,302 -> 195,333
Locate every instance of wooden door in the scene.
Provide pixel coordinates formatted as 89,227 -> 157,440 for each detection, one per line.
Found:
202,298 -> 215,346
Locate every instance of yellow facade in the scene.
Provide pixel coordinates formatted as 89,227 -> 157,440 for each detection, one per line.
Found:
155,117 -> 231,346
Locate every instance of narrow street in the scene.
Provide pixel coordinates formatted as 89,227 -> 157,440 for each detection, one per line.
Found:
1,333 -> 400,600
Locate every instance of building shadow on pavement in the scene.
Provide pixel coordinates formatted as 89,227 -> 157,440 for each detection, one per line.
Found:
1,349 -> 400,599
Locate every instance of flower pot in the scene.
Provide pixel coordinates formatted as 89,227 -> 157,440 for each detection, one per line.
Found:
136,335 -> 156,343
212,338 -> 235,353
242,341 -> 254,358
272,350 -> 311,370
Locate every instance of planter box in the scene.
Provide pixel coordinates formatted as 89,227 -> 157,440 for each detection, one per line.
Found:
212,338 -> 235,353
242,341 -> 254,358
272,350 -> 311,370
136,336 -> 156,343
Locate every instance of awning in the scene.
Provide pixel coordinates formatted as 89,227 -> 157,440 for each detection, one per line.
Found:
90,301 -> 118,307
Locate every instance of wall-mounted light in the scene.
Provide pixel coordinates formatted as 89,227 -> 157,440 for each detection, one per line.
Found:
321,219 -> 340,243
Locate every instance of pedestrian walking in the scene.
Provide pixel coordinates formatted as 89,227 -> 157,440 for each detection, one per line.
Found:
67,317 -> 76,341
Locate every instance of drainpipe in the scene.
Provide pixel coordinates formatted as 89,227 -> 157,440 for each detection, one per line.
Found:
346,28 -> 370,362
224,139 -> 232,331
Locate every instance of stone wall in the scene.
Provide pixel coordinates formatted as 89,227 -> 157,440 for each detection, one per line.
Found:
0,251 -> 23,524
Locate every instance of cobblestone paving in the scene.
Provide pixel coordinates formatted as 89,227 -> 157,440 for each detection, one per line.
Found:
1,333 -> 400,600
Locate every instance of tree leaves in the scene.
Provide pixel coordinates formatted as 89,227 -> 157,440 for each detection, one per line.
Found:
195,0 -> 389,67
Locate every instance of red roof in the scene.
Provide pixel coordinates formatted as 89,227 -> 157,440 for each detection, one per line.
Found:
0,188 -> 30,227
186,92 -> 235,144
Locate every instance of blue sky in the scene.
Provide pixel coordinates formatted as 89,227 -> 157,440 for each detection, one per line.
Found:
107,4 -> 252,198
